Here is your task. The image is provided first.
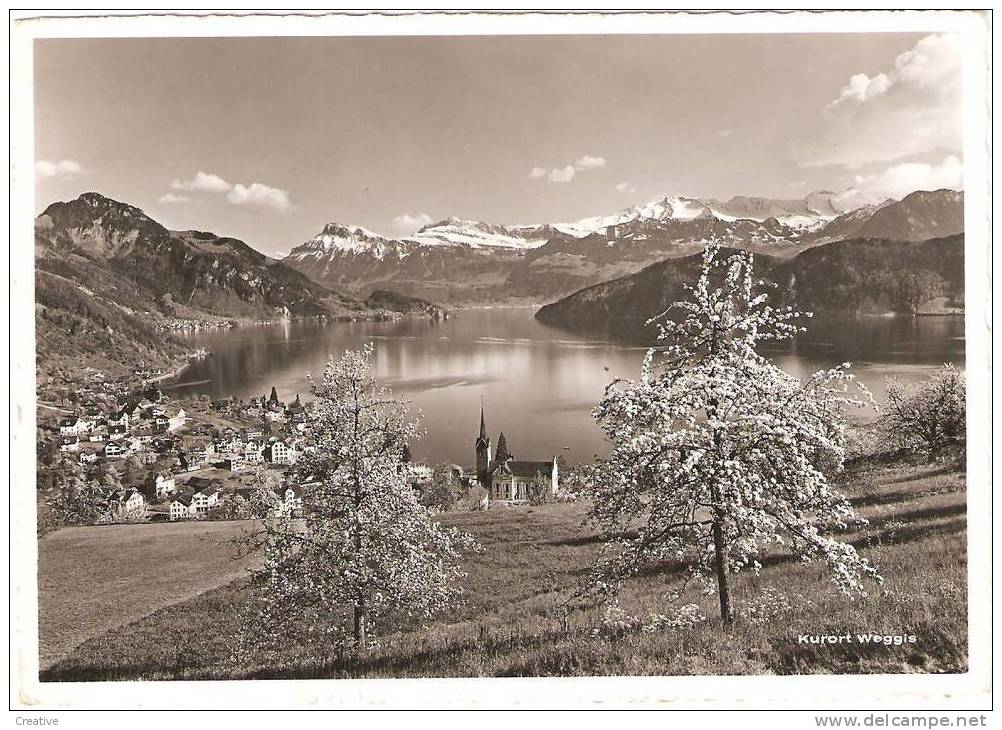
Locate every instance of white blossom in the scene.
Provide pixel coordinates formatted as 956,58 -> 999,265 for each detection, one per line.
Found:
882,364 -> 965,451
243,345 -> 478,654
587,242 -> 880,622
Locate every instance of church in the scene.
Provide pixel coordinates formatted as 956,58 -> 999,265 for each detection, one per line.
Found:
474,405 -> 559,504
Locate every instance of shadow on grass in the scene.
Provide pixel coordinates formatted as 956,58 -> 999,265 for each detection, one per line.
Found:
542,531 -> 627,548
863,502 -> 965,529
849,485 -> 958,509
624,518 -> 967,582
41,626 -> 577,682
883,464 -> 962,486
852,518 -> 966,550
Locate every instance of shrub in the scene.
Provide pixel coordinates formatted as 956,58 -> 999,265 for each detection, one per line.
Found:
455,484 -> 489,512
206,494 -> 255,521
98,503 -> 149,524
527,480 -> 555,505
529,485 -> 578,505
739,587 -> 794,626
882,365 -> 965,452
421,464 -> 463,512
593,603 -> 642,639
643,605 -> 707,633
844,424 -> 883,460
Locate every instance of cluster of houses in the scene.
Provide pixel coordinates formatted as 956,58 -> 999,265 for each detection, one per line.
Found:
161,477 -> 306,521
52,385 -> 309,472
97,472 -> 307,523
58,388 -> 186,458
210,389 -> 308,426
43,383 -> 317,524
178,427 -> 302,472
47,386 -> 565,525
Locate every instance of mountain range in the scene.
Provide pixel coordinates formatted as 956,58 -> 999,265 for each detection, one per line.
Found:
282,189 -> 963,306
33,187 -> 964,381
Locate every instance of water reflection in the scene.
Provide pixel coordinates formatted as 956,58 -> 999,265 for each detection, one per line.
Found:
168,308 -> 964,466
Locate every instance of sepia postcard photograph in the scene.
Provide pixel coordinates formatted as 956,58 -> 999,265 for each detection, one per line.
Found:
9,8 -> 993,714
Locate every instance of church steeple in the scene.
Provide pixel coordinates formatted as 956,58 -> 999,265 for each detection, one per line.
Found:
478,405 -> 488,443
475,402 -> 491,479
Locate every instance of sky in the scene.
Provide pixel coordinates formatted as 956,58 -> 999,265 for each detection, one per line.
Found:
34,33 -> 964,256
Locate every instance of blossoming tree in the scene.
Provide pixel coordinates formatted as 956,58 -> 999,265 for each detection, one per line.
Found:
42,456 -> 105,529
247,345 -> 477,652
587,242 -> 880,623
883,364 -> 966,452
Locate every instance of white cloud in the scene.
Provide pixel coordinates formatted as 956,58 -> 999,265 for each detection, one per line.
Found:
615,181 -> 637,194
854,155 -> 963,199
170,170 -> 232,193
391,212 -> 433,232
226,182 -> 292,212
36,159 -> 83,179
830,72 -> 891,106
165,171 -> 293,212
574,155 -> 606,170
158,192 -> 193,204
548,165 -> 576,183
717,129 -> 733,138
797,33 -> 963,168
529,154 -> 606,184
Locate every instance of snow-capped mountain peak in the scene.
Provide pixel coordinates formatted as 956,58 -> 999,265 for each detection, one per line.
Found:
317,221 -> 388,243
287,221 -> 403,262
405,217 -> 543,250
829,187 -> 885,213
564,189 -> 884,234
280,188 -> 962,307
285,187 -> 949,272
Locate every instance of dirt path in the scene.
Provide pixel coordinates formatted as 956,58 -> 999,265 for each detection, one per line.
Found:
37,520 -> 261,670
38,403 -> 73,414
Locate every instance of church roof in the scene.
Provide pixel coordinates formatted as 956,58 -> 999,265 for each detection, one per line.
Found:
507,460 -> 554,478
490,459 -> 553,478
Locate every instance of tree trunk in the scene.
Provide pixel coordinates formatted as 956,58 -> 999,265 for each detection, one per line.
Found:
354,604 -> 367,650
707,334 -> 732,624
711,514 -> 732,624
710,485 -> 733,625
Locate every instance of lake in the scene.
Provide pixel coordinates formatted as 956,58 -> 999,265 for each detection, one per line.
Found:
167,308 -> 965,466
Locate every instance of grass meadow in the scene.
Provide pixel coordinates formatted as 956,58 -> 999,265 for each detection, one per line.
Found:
37,519 -> 258,669
39,451 -> 967,680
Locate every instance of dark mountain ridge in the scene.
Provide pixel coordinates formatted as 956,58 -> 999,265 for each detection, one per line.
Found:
808,190 -> 964,244
36,192 -> 360,320
535,235 -> 965,341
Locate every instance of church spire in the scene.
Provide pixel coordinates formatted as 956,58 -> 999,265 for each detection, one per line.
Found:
475,400 -> 491,479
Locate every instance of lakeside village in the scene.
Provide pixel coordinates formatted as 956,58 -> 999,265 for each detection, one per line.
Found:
37,366 -> 565,528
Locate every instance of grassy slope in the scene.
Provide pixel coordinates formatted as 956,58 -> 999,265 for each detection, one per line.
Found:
40,453 -> 966,680
35,270 -> 189,382
37,520 -> 258,670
